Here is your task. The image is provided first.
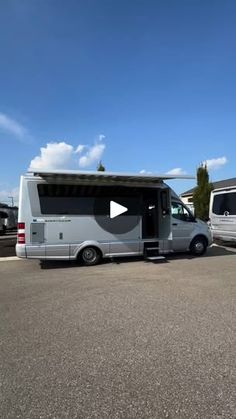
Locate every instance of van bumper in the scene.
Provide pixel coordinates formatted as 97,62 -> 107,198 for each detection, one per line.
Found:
15,244 -> 27,258
212,230 -> 236,243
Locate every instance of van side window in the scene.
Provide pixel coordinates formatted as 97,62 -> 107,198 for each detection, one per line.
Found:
171,202 -> 194,222
37,184 -> 151,215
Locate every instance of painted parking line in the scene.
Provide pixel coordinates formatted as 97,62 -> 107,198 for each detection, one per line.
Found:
0,236 -> 17,240
0,256 -> 21,262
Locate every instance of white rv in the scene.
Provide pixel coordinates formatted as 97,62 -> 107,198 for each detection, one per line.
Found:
16,170 -> 212,265
209,186 -> 236,243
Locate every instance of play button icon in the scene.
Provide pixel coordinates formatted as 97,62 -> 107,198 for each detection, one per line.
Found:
110,201 -> 128,219
93,196 -> 140,234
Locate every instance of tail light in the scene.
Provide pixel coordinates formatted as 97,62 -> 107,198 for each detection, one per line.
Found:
17,222 -> 25,244
18,222 -> 25,229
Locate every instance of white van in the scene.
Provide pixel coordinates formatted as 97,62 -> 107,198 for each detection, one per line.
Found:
16,170 -> 212,265
209,186 -> 236,243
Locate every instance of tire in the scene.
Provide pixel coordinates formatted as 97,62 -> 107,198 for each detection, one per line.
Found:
190,236 -> 207,256
80,247 -> 101,266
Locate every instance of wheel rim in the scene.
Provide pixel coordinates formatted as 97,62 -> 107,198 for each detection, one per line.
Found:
82,248 -> 97,263
194,241 -> 204,254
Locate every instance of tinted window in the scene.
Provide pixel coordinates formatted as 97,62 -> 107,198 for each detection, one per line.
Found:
37,184 -> 145,215
212,192 -> 236,215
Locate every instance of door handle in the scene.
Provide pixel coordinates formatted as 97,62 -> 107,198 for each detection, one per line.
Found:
172,223 -> 178,226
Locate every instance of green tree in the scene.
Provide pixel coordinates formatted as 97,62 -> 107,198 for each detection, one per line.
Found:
193,164 -> 213,221
97,161 -> 105,171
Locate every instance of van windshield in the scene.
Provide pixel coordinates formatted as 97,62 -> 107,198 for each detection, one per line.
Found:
213,192 -> 236,215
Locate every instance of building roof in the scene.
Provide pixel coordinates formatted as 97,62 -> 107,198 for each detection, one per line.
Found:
28,170 -> 194,187
181,177 -> 236,197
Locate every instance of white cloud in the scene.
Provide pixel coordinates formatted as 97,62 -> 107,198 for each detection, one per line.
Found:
29,142 -> 74,171
139,169 -> 152,174
98,134 -> 105,142
0,187 -> 19,206
203,156 -> 228,170
78,142 -> 106,168
166,167 -> 187,175
0,112 -> 27,138
75,144 -> 86,154
28,136 -> 106,171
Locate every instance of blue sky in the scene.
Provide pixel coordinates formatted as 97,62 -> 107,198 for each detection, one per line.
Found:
0,0 -> 236,204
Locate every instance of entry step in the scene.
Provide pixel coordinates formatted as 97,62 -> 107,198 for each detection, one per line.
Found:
145,247 -> 159,251
146,256 -> 166,261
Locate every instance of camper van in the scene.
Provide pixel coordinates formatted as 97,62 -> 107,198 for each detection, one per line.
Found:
16,170 -> 212,265
209,186 -> 236,243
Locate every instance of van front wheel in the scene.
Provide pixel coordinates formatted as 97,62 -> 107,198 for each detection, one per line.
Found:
80,247 -> 101,266
190,236 -> 207,256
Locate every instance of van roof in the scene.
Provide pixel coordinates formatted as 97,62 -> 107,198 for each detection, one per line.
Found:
212,185 -> 236,193
27,170 -> 194,187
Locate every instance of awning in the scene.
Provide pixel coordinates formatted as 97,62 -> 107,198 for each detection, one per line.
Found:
28,170 -> 194,187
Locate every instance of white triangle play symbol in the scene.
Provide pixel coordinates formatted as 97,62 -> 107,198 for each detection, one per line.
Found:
110,201 -> 128,219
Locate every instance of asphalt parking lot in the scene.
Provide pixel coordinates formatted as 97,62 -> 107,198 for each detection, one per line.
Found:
0,247 -> 236,418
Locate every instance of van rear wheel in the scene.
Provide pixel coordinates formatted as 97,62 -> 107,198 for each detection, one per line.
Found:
80,247 -> 101,266
190,236 -> 207,256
